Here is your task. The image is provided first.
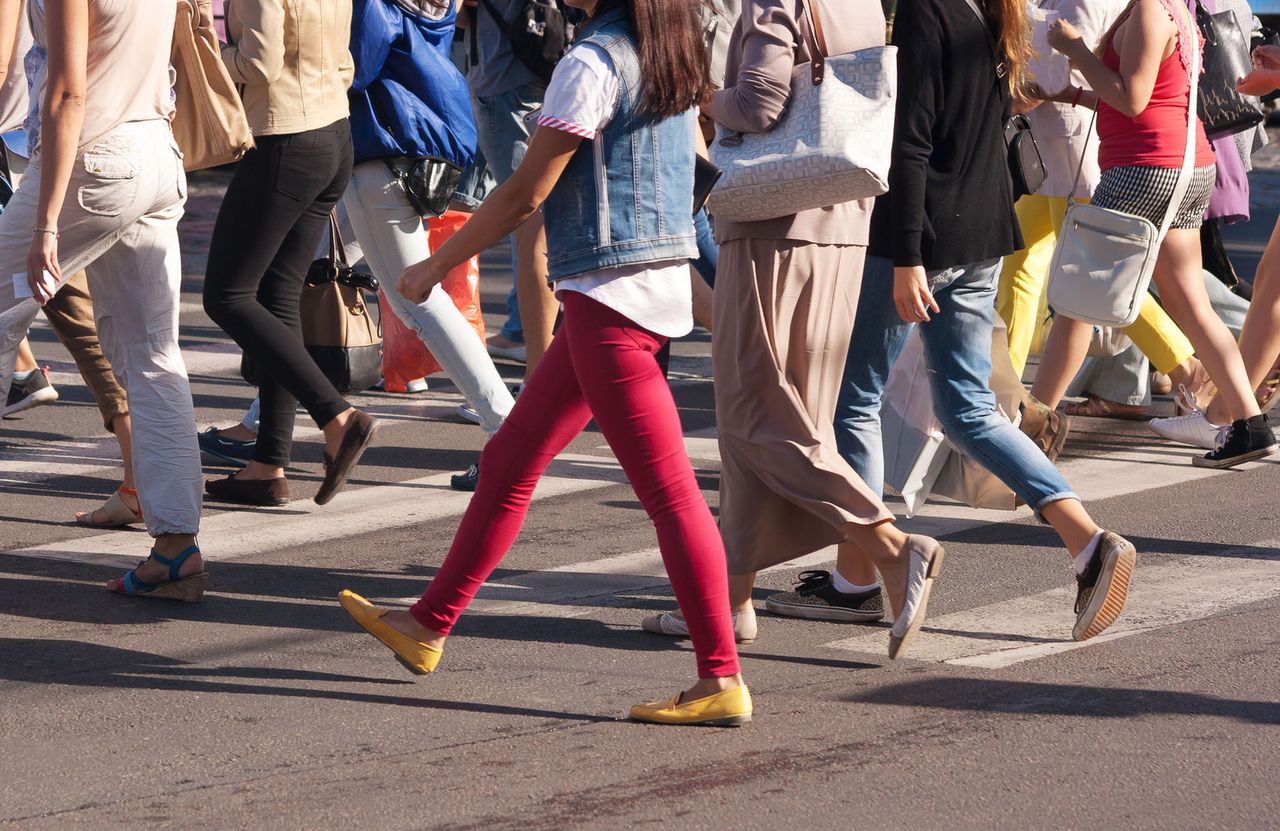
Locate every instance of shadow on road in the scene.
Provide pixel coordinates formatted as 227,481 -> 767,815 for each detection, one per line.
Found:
845,676 -> 1280,725
0,637 -> 618,724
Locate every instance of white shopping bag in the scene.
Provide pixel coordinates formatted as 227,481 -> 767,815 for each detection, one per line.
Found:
881,331 -> 950,516
881,325 -> 1021,516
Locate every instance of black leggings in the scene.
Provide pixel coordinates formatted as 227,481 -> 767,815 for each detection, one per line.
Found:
203,120 -> 354,467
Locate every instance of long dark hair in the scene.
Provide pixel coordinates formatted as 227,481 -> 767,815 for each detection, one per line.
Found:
618,0 -> 710,119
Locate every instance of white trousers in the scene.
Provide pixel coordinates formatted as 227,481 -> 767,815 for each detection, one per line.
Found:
342,160 -> 513,433
0,120 -> 201,536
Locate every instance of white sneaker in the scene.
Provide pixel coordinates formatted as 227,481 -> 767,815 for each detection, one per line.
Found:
641,606 -> 757,643
455,403 -> 481,425
1149,391 -> 1224,449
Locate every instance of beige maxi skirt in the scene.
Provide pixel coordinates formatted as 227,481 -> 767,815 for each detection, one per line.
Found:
713,238 -> 894,575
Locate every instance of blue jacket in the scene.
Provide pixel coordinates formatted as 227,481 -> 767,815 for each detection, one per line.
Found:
348,0 -> 478,168
541,7 -> 698,281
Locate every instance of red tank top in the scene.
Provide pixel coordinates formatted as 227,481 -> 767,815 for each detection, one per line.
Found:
1096,2 -> 1215,171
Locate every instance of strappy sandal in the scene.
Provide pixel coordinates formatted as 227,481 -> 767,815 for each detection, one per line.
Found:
108,545 -> 207,603
75,485 -> 143,528
1255,360 -> 1280,412
1060,395 -> 1148,421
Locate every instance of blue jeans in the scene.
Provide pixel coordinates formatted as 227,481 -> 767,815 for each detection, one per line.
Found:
692,208 -> 717,288
834,255 -> 1077,513
473,81 -> 545,343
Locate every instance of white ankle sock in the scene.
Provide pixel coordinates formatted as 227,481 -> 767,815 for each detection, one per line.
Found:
12,368 -> 34,382
1073,530 -> 1105,575
831,569 -> 879,595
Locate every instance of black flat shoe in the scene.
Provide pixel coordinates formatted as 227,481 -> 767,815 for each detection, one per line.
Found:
205,473 -> 290,506
316,411 -> 378,505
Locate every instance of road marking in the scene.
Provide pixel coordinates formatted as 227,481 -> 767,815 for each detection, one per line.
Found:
823,548 -> 1280,668
0,454 -> 629,569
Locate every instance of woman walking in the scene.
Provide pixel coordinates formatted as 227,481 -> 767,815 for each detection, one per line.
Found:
338,0 -> 757,726
824,0 -> 1136,643
203,0 -> 377,507
1030,0 -> 1275,467
642,0 -> 946,657
343,0 -> 514,435
0,0 -> 205,599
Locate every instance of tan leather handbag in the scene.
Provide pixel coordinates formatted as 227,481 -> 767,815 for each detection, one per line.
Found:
300,214 -> 383,394
170,0 -> 254,171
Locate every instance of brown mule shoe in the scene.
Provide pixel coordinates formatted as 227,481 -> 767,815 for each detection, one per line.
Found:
1018,393 -> 1070,463
315,410 -> 379,506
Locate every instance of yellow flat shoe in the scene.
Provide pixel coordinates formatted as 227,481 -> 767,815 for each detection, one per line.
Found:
630,684 -> 752,727
338,589 -> 442,675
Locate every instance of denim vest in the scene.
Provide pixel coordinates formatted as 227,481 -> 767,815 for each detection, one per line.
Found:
541,8 -> 698,282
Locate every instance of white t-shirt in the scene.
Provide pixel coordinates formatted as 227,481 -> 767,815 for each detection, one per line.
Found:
537,43 -> 693,339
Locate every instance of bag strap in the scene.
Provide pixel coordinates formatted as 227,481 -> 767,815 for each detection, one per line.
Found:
1159,2 -> 1200,243
1066,4 -> 1201,215
796,0 -> 828,85
328,211 -> 347,267
478,0 -> 519,50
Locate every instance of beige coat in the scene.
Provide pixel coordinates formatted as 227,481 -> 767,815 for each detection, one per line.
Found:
222,0 -> 354,137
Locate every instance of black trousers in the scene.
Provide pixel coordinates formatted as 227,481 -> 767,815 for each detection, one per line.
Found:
203,120 -> 355,467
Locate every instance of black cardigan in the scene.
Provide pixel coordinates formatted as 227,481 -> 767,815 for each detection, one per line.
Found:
868,0 -> 1024,270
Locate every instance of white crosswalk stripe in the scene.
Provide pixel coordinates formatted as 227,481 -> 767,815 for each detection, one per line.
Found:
5,339 -> 1279,669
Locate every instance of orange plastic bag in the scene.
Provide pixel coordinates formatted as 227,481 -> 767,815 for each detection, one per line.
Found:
379,210 -> 487,392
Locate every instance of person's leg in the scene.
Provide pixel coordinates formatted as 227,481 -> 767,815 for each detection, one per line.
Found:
1212,214 -> 1280,421
562,292 -> 739,684
40,271 -> 128,434
473,85 -> 545,352
918,259 -> 1099,555
13,337 -> 35,372
998,194 -> 1061,376
91,214 -> 201,547
1030,313 -> 1094,408
1153,229 -> 1260,422
401,329 -> 594,639
343,161 -> 513,433
202,128 -> 354,472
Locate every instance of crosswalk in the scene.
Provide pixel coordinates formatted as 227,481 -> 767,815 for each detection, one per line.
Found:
3,342 -> 1279,669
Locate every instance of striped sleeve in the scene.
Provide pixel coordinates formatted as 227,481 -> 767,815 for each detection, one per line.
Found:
536,43 -> 619,140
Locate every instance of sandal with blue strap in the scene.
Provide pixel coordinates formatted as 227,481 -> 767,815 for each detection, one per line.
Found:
108,545 -> 208,603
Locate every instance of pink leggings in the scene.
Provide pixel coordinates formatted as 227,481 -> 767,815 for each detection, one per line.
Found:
410,291 -> 741,679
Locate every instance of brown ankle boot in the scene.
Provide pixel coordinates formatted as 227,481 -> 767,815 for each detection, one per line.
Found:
1018,394 -> 1070,463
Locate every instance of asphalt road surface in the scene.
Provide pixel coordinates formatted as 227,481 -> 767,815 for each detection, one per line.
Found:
1,165 -> 1277,830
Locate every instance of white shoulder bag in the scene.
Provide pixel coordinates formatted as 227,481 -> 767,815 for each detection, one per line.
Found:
705,0 -> 896,223
1046,12 -> 1200,328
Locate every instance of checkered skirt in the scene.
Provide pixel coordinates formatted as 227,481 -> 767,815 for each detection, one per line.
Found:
1091,164 -> 1216,229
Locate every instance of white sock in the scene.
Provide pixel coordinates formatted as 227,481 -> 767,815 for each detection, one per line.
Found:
12,368 -> 34,382
831,569 -> 879,595
1073,530 -> 1105,575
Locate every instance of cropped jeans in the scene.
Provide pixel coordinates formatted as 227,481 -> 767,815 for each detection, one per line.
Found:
835,255 -> 1078,513
0,119 -> 201,535
343,160 -> 514,433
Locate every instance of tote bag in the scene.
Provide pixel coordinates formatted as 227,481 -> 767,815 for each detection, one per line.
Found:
706,0 -> 896,223
1046,8 -> 1199,328
171,0 -> 254,171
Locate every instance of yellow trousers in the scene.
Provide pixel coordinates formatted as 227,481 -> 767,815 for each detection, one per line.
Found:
997,194 -> 1194,377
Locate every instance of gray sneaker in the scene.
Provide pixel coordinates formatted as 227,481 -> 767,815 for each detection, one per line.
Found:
764,570 -> 885,622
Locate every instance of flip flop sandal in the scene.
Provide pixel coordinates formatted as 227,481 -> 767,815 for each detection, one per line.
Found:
108,545 -> 208,603
1061,395 -> 1148,421
76,485 -> 143,528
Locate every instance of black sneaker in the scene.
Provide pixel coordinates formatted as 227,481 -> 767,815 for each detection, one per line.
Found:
197,426 -> 256,467
1192,414 -> 1277,469
451,463 -> 479,492
1073,531 -> 1136,641
764,570 -> 885,622
4,366 -> 58,416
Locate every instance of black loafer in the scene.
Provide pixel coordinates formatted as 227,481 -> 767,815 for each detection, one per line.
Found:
205,473 -> 289,506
